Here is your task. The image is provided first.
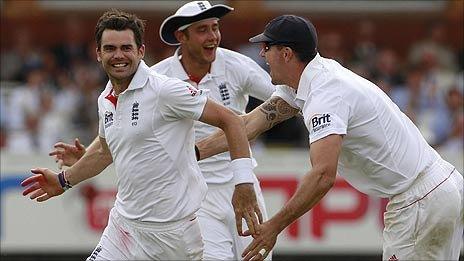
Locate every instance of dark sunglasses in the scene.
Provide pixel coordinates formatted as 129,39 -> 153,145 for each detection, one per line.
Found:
263,42 -> 280,52
263,41 -> 294,52
263,42 -> 274,52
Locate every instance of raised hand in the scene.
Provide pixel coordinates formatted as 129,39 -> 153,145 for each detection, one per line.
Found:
232,183 -> 263,237
49,138 -> 86,169
21,168 -> 64,202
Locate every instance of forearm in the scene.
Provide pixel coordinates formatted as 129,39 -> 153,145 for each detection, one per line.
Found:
222,115 -> 250,160
271,168 -> 335,232
196,114 -> 265,160
86,137 -> 101,155
197,97 -> 299,160
196,129 -> 228,160
65,138 -> 113,186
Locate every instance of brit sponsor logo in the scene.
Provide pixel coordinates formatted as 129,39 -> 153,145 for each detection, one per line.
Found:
104,111 -> 114,128
310,113 -> 331,133
187,85 -> 202,97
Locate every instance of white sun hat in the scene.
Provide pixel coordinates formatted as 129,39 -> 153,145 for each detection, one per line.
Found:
159,1 -> 233,46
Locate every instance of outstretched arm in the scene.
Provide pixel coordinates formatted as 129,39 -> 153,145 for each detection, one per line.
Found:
199,99 -> 251,160
242,134 -> 342,261
22,136 -> 113,202
196,96 -> 299,160
199,98 -> 262,236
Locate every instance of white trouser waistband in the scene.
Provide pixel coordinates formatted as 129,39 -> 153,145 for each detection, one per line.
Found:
391,158 -> 456,210
110,208 -> 196,232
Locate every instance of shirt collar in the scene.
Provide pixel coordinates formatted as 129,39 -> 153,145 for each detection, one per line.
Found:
209,47 -> 225,77
295,53 -> 321,102
170,48 -> 190,81
170,47 -> 226,81
127,60 -> 150,91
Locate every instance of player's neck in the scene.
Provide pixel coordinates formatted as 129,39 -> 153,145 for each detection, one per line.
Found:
179,52 -> 210,81
287,62 -> 308,90
111,78 -> 131,96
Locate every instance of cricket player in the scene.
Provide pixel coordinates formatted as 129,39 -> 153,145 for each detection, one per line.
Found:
49,1 -> 276,260
196,15 -> 464,261
21,9 -> 261,260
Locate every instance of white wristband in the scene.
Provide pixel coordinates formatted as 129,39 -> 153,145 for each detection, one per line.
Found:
231,158 -> 255,185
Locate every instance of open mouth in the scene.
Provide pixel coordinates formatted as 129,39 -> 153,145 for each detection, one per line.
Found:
203,44 -> 217,52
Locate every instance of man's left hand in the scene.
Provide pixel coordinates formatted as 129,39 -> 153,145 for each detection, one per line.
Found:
232,183 -> 263,236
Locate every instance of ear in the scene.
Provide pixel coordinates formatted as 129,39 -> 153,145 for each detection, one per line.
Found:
174,30 -> 187,44
139,44 -> 146,58
96,47 -> 102,62
283,47 -> 294,63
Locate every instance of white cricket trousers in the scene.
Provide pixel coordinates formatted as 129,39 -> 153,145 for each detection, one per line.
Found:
87,207 -> 203,260
383,158 -> 463,261
197,174 -> 271,260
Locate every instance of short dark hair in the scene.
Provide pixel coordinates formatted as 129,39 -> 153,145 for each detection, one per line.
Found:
289,44 -> 316,63
276,43 -> 316,63
95,9 -> 146,50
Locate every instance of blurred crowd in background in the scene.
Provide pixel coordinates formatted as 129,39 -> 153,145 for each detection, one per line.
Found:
0,12 -> 463,154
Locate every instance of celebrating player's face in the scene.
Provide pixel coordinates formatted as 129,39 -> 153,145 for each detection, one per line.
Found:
260,43 -> 285,85
181,19 -> 221,64
97,29 -> 145,85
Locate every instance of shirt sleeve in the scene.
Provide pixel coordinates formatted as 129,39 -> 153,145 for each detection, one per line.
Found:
98,110 -> 105,138
159,78 -> 209,121
97,96 -> 106,138
243,57 -> 275,101
304,89 -> 349,144
272,85 -> 300,109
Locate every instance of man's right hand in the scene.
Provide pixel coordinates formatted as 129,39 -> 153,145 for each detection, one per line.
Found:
49,138 -> 86,169
21,168 -> 64,202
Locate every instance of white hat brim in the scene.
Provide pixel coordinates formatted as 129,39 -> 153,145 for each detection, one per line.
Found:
160,4 -> 233,46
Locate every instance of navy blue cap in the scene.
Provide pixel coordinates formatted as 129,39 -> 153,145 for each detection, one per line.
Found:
249,15 -> 317,54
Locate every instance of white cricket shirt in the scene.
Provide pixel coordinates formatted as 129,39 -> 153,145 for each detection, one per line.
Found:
98,61 -> 208,222
273,54 -> 440,198
152,47 -> 275,184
